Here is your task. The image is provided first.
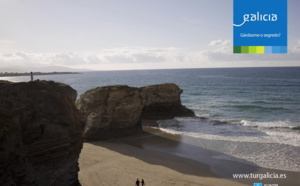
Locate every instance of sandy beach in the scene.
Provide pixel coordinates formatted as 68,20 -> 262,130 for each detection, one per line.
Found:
79,143 -> 247,186
79,142 -> 248,186
79,126 -> 248,186
79,125 -> 299,186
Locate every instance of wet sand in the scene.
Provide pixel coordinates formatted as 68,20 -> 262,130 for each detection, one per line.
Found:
79,125 -> 299,186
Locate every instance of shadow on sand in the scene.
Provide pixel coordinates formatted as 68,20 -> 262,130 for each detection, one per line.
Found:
88,125 -> 300,186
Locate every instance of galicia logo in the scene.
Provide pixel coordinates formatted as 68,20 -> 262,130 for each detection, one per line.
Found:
233,12 -> 278,27
233,0 -> 287,54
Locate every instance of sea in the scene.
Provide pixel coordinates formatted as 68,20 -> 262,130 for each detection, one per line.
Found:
2,67 -> 300,172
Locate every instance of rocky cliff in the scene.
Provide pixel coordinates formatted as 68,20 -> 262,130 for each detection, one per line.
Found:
76,86 -> 143,141
77,83 -> 194,141
0,80 -> 84,186
141,83 -> 195,119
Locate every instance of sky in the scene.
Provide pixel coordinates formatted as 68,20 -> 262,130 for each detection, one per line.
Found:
0,0 -> 299,71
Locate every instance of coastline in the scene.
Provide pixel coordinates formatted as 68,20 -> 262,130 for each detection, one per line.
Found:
0,71 -> 79,77
79,122 -> 300,186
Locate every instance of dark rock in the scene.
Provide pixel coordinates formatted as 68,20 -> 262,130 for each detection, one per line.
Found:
141,83 -> 195,119
0,80 -> 84,186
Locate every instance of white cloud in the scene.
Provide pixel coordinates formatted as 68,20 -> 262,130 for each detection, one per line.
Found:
1,41 -> 299,71
209,40 -> 230,47
0,48 -> 187,70
95,48 -> 177,64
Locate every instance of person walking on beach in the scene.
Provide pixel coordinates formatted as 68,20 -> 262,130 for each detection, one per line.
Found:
30,72 -> 34,81
136,179 -> 140,186
141,179 -> 145,186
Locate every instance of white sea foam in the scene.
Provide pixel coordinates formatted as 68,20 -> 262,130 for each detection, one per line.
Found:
157,127 -> 300,172
158,127 -> 274,144
240,120 -> 297,128
157,117 -> 300,172
158,117 -> 300,147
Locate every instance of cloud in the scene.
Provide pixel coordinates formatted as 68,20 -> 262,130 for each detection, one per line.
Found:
209,40 -> 230,47
0,48 -> 186,69
96,48 -> 185,64
1,41 -> 299,71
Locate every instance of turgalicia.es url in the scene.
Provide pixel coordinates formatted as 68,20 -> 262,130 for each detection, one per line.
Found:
232,172 -> 287,180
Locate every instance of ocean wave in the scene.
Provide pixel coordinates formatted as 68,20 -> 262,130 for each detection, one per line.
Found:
240,120 -> 298,129
156,127 -> 266,143
233,105 -> 286,111
158,125 -> 298,146
155,126 -> 300,172
292,126 -> 300,130
157,117 -> 300,147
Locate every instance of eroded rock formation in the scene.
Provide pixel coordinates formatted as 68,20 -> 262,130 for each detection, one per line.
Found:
141,83 -> 195,119
0,80 -> 84,186
77,83 -> 194,141
76,86 -> 143,141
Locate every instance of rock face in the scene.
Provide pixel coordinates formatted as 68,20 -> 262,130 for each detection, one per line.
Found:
76,86 -> 143,140
141,83 -> 195,120
0,80 -> 84,186
77,83 -> 194,141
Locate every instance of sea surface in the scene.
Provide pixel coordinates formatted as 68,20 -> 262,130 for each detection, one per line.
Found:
2,67 -> 300,172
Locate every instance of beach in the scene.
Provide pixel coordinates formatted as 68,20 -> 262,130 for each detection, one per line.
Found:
79,140 -> 245,186
79,143 -> 242,186
78,124 -> 248,186
79,125 -> 299,186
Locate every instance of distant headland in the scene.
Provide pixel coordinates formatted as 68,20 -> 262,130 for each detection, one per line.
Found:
0,71 -> 80,77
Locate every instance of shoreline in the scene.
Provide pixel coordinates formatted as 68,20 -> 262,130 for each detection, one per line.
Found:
127,126 -> 300,185
0,71 -> 79,77
79,123 -> 300,186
